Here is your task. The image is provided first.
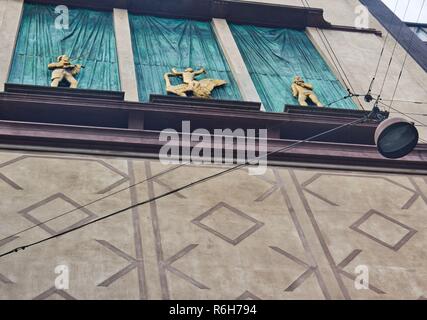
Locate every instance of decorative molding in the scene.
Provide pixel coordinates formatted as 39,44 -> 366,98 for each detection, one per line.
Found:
18,193 -> 97,236
0,88 -> 425,171
0,0 -> 24,92
5,83 -> 124,101
211,18 -> 263,107
0,89 -> 384,142
192,202 -> 264,246
113,8 -> 139,102
350,209 -> 417,252
0,118 -> 425,171
26,0 -> 381,35
284,105 -> 389,119
149,94 -> 261,111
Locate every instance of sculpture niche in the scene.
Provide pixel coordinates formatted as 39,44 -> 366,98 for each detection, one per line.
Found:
48,55 -> 84,88
164,67 -> 226,99
291,76 -> 323,107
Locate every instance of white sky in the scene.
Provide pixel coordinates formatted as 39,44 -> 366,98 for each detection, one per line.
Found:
382,0 -> 427,23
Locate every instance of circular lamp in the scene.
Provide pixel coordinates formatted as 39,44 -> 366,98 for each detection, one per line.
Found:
375,117 -> 419,159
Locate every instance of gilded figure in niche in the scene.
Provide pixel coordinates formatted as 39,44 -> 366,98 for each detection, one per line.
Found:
48,55 -> 84,88
291,76 -> 323,107
164,67 -> 226,99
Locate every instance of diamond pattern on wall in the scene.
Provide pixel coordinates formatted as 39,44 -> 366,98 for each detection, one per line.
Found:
33,287 -> 77,300
0,235 -> 19,284
0,155 -> 130,194
350,209 -> 417,251
192,202 -> 264,245
236,290 -> 261,300
18,193 -> 97,236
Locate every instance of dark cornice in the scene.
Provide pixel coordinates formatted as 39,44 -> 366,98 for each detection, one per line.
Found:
0,119 -> 425,172
26,0 -> 381,34
4,83 -> 125,101
149,94 -> 261,111
0,86 -> 384,145
284,104 -> 389,119
0,86 -> 425,171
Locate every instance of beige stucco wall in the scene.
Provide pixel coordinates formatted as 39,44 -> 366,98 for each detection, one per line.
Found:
0,0 -> 425,301
113,8 -> 139,102
0,0 -> 23,92
212,18 -> 263,107
0,148 -> 426,299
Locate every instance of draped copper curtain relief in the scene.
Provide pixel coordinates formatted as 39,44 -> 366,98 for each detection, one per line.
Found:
130,15 -> 242,102
230,24 -> 358,112
8,3 -> 120,91
8,4 -> 356,112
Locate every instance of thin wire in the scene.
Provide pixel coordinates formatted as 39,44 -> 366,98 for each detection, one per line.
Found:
0,164 -> 185,243
0,116 -> 368,258
319,29 -> 359,96
316,29 -> 352,91
378,99 -> 427,143
2,0 -> 425,245
379,99 -> 427,105
386,0 -> 426,112
301,0 -> 349,89
301,0 -> 364,110
4,1 -> 373,237
3,96 -> 422,243
378,0 -> 411,97
378,102 -> 427,144
378,101 -> 427,126
0,92 -> 357,244
367,0 -> 400,95
299,0 -> 350,89
325,96 -> 351,107
378,101 -> 427,143
325,94 -> 366,107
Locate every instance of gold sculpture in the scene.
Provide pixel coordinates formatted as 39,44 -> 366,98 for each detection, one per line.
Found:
48,55 -> 84,88
291,76 -> 323,107
164,67 -> 226,98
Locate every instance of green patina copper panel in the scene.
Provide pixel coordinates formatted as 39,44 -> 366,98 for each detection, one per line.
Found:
129,15 -> 242,102
230,24 -> 358,112
8,3 -> 120,91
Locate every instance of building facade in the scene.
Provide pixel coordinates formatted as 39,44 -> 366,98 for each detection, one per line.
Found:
0,0 -> 426,300
407,22 -> 427,44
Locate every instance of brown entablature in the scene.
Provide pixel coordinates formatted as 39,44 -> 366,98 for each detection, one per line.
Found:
26,0 -> 381,35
